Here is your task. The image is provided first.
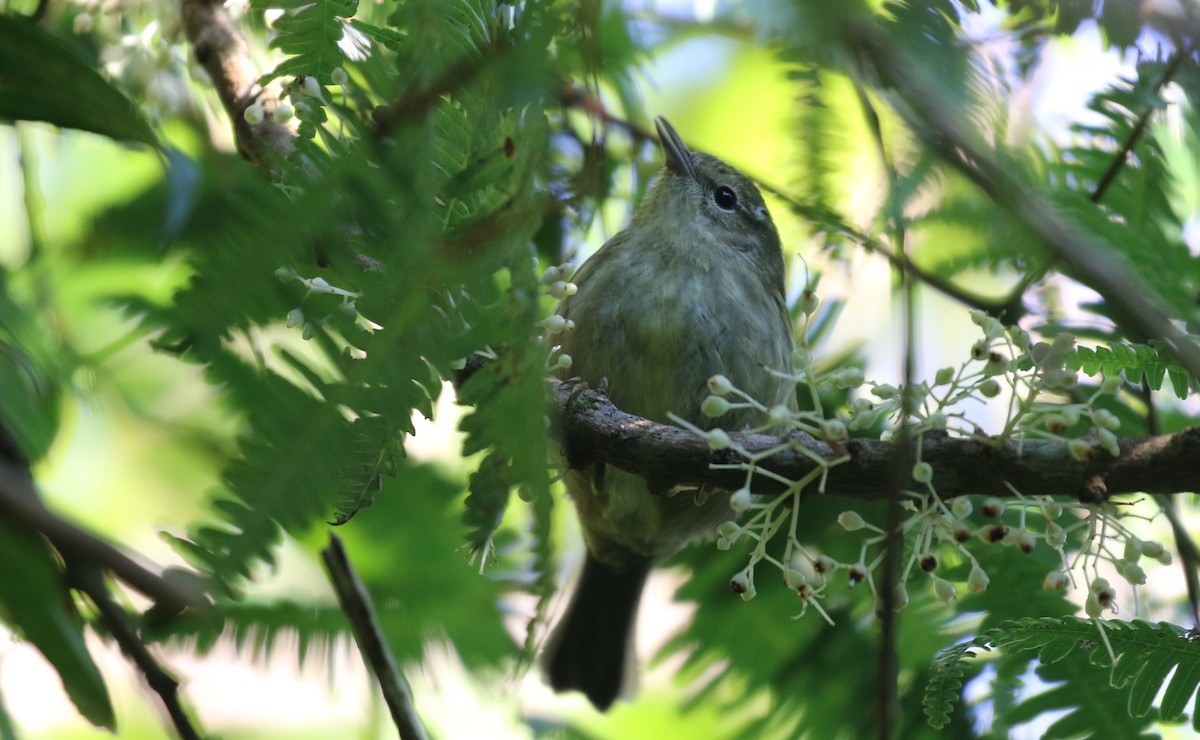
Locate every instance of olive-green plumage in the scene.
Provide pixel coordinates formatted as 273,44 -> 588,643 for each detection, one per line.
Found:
543,117 -> 796,711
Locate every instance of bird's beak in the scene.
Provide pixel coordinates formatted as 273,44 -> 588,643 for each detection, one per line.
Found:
655,116 -> 695,180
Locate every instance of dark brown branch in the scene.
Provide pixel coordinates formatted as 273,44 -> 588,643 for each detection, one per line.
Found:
69,565 -> 203,740
553,383 -> 1200,502
321,534 -> 429,740
181,0 -> 293,171
0,457 -> 209,611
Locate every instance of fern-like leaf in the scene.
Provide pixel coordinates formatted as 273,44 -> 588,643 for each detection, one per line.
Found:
927,617 -> 1200,733
253,0 -> 358,83
1067,341 -> 1194,399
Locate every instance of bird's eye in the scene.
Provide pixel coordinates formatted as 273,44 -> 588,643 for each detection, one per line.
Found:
713,186 -> 737,210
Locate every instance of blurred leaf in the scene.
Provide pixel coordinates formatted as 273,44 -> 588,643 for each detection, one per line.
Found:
0,519 -> 114,729
0,15 -> 156,146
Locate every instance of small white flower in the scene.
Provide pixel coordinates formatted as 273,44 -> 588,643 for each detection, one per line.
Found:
286,308 -> 304,328
1043,570 -> 1069,591
331,66 -> 349,85
730,569 -> 756,601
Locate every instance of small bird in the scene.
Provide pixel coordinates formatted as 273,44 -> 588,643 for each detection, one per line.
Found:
543,117 -> 796,710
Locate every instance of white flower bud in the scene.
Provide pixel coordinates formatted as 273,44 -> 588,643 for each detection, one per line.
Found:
730,569 -> 756,601
912,461 -> 933,484
706,429 -> 732,450
1140,540 -> 1164,559
717,521 -> 741,539
701,395 -> 731,418
981,497 -> 1004,518
729,487 -> 753,513
1100,375 -> 1122,394
299,75 -> 322,97
968,564 -> 990,593
541,315 -> 567,334
286,307 -> 304,328
820,419 -> 848,443
274,266 -> 298,282
932,577 -> 957,603
934,367 -> 955,386
1118,561 -> 1146,586
837,511 -> 866,532
707,374 -> 733,395
979,379 -> 1001,398
1123,536 -> 1143,562
768,404 -> 793,426
331,66 -> 349,85
799,289 -> 820,316
1016,531 -> 1036,553
555,353 -> 573,370
272,102 -> 294,123
1093,408 -> 1120,431
951,497 -> 973,519
1067,439 -> 1093,462
540,265 -> 561,284
243,100 -> 265,124
872,383 -> 900,400
1045,522 -> 1067,548
1043,570 -> 1069,591
1085,591 -> 1103,618
1098,428 -> 1120,457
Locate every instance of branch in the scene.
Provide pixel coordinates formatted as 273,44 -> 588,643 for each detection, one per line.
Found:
181,0 -> 293,171
0,457 -> 209,611
69,565 -> 203,740
845,20 -> 1200,379
552,383 -> 1200,502
321,534 -> 429,740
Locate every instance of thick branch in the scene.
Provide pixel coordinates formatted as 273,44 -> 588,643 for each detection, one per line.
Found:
553,383 -> 1200,501
181,0 -> 293,170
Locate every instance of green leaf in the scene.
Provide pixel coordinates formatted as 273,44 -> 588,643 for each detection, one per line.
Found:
0,15 -> 156,146
0,519 -> 114,729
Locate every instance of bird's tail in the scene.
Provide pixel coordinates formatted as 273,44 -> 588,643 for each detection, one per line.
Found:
542,553 -> 653,711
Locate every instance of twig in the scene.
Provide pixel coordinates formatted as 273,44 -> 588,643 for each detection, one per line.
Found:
69,565 -> 203,740
552,382 -> 1200,501
321,534 -> 429,740
0,458 -> 208,611
1090,47 -> 1191,205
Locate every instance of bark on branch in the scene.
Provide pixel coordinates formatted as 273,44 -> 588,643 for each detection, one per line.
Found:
552,382 -> 1200,502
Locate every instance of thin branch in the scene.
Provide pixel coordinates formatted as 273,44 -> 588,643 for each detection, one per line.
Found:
1090,47 -> 1191,205
321,534 -> 429,740
69,565 -> 203,740
552,382 -> 1200,502
0,458 -> 208,611
846,20 -> 1200,379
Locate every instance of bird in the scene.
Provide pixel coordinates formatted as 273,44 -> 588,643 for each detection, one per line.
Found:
542,116 -> 796,710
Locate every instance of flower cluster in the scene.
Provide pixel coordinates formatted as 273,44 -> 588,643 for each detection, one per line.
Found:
688,292 -> 1172,642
